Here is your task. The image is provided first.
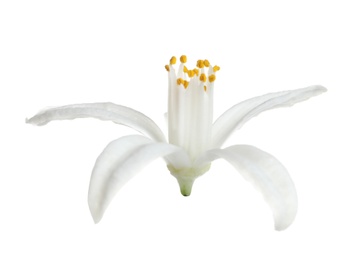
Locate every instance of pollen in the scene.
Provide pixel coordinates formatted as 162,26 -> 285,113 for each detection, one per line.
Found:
170,56 -> 177,65
187,70 -> 195,78
167,56 -> 219,85
208,74 -> 216,82
180,55 -> 187,63
177,78 -> 184,85
196,60 -> 204,68
199,73 -> 207,82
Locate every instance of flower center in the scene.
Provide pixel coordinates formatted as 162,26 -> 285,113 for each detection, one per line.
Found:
166,55 -> 220,161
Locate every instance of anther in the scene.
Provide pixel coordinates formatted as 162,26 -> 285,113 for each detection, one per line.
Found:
213,65 -> 220,72
183,66 -> 188,73
180,55 -> 187,63
193,68 -> 199,76
196,60 -> 204,68
183,80 -> 189,89
203,59 -> 210,67
187,70 -> 195,78
208,74 -> 216,82
204,85 -> 207,92
177,78 -> 184,85
165,65 -> 170,72
170,56 -> 177,65
199,73 -> 207,82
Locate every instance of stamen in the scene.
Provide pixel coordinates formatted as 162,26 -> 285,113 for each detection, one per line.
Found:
183,66 -> 188,73
199,73 -> 207,82
165,65 -> 170,72
180,55 -> 187,63
213,65 -> 220,72
177,78 -> 184,85
193,68 -> 200,76
203,59 -> 210,67
208,74 -> 216,82
183,80 -> 189,89
170,56 -> 177,65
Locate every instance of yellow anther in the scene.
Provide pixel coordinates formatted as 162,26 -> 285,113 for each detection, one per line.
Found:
204,85 -> 207,92
180,55 -> 187,63
170,56 -> 177,65
183,65 -> 188,73
203,59 -> 210,67
187,70 -> 195,78
193,68 -> 199,76
177,78 -> 184,85
196,60 -> 204,68
199,73 -> 207,82
165,65 -> 170,72
208,74 -> 216,82
213,65 -> 220,72
183,80 -> 189,89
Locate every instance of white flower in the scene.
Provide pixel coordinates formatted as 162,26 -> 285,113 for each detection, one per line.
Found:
27,55 -> 326,230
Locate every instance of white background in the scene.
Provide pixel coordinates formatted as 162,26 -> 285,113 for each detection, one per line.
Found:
1,0 -> 352,259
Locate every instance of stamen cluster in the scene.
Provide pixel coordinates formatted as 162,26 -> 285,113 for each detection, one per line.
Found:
165,55 -> 220,91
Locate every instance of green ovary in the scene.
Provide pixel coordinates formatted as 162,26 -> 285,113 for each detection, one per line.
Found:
167,164 -> 211,196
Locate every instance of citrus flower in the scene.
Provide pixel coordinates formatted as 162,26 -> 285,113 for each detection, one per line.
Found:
27,55 -> 326,230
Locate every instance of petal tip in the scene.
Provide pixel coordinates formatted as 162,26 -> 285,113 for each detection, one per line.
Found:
25,116 -> 34,125
317,84 -> 327,91
25,115 -> 46,126
89,206 -> 103,224
310,85 -> 328,94
273,204 -> 298,231
88,198 -> 104,224
93,217 -> 101,224
274,222 -> 291,231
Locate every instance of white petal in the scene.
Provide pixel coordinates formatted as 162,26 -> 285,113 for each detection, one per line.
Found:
26,102 -> 166,142
198,145 -> 297,231
88,135 -> 152,222
88,135 -> 185,223
212,85 -> 327,148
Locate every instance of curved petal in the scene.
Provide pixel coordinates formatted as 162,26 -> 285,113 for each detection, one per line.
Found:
26,102 -> 166,142
212,85 -> 326,148
198,145 -> 297,231
88,135 -> 187,223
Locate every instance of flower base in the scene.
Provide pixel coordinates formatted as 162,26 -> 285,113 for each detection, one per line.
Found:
167,164 -> 211,196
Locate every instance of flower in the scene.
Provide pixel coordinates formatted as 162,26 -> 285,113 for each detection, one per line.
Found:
27,55 -> 326,230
